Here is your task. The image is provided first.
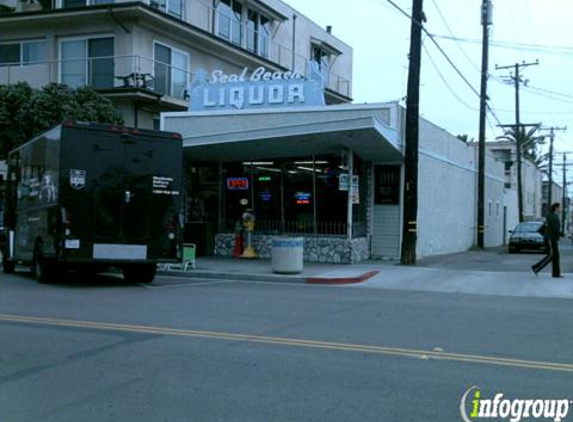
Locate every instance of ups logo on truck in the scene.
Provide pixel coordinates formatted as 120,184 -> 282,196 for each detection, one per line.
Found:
70,169 -> 86,190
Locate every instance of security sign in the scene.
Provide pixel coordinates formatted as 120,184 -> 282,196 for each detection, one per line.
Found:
70,169 -> 86,190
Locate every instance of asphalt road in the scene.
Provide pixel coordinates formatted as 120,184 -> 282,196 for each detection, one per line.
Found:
1,267 -> 572,422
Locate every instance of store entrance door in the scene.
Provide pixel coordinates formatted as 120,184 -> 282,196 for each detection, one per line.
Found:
185,163 -> 219,256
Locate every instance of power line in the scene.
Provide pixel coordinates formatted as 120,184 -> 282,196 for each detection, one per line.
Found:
376,0 -> 482,99
524,85 -> 573,101
430,0 -> 481,72
422,40 -> 478,112
432,34 -> 573,57
521,86 -> 573,105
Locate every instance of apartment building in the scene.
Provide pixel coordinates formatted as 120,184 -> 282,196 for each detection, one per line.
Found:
0,0 -> 353,128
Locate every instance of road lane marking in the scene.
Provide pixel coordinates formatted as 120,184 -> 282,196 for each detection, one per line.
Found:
1,313 -> 572,373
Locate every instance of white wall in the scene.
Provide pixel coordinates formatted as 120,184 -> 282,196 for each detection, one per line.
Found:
522,158 -> 543,220
411,114 -> 507,258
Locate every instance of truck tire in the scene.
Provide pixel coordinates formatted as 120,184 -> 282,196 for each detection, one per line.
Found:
2,256 -> 15,274
33,243 -> 57,284
123,264 -> 156,284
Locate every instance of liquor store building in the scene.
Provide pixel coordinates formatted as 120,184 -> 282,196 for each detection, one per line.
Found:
163,104 -> 508,264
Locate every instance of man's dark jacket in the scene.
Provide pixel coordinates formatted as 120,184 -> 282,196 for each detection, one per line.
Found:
545,212 -> 562,241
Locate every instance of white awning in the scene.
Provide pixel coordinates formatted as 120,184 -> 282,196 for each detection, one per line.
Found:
162,104 -> 403,163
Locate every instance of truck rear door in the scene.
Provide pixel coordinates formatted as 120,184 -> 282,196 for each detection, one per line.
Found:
62,126 -> 182,262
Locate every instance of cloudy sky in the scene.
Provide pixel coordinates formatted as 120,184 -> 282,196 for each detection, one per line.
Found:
285,0 -> 573,171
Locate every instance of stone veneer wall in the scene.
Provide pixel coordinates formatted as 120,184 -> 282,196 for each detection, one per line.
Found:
215,234 -> 371,264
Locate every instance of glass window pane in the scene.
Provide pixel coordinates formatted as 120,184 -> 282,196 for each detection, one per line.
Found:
150,0 -> 166,11
231,2 -> 242,46
259,16 -> 270,57
217,0 -> 231,40
315,155 -> 348,235
167,0 -> 181,17
92,0 -> 114,4
61,40 -> 87,88
374,165 -> 400,205
247,10 -> 257,52
63,0 -> 87,7
218,14 -> 231,39
223,162 -> 251,231
0,43 -> 20,65
23,41 -> 46,64
283,158 -> 314,234
154,44 -> 171,95
171,50 -> 188,98
88,37 -> 114,89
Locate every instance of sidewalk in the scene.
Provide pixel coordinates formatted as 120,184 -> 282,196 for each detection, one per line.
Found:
164,255 -> 390,284
160,255 -> 573,300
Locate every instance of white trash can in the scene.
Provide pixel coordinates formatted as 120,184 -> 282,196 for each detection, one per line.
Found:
271,237 -> 304,274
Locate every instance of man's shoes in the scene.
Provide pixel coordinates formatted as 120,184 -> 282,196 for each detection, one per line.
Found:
553,275 -> 564,278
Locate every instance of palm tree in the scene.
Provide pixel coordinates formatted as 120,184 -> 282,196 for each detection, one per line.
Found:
497,125 -> 545,222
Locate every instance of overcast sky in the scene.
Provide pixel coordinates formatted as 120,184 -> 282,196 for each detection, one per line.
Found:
285,0 -> 573,176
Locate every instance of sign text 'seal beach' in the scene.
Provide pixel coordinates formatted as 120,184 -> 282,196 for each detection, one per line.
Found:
189,62 -> 325,111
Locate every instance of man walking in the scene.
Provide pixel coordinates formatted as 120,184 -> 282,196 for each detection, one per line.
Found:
532,202 -> 564,278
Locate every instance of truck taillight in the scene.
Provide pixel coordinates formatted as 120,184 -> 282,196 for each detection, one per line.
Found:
166,215 -> 178,239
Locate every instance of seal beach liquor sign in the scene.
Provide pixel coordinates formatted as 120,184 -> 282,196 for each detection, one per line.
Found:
189,62 -> 325,111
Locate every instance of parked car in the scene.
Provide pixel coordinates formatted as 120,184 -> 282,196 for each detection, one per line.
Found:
508,221 -> 546,253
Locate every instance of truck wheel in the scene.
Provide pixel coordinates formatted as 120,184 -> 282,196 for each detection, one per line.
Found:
33,243 -> 56,284
2,256 -> 15,274
123,264 -> 156,284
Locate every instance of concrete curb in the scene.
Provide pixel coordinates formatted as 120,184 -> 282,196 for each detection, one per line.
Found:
306,270 -> 379,285
157,270 -> 307,284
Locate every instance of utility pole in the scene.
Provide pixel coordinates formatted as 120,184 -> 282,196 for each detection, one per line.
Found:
549,151 -> 573,231
496,60 -> 539,222
563,153 -> 567,231
400,0 -> 424,265
477,0 -> 492,249
540,126 -> 567,211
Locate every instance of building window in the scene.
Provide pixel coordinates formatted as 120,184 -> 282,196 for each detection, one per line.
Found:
312,45 -> 329,71
62,0 -> 113,7
0,40 -> 46,66
488,200 -> 492,217
374,165 -> 400,205
154,42 -> 189,99
221,155 -> 359,236
247,10 -> 270,58
216,0 -> 242,46
60,37 -> 114,89
150,0 -> 182,18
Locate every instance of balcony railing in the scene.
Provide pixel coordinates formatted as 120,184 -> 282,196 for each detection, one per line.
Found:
0,53 -> 350,101
0,55 -> 193,100
2,0 -> 352,98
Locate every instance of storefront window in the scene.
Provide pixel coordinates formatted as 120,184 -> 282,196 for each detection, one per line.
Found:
314,155 -> 348,235
283,158 -> 315,234
374,165 -> 400,205
221,154 -> 360,236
